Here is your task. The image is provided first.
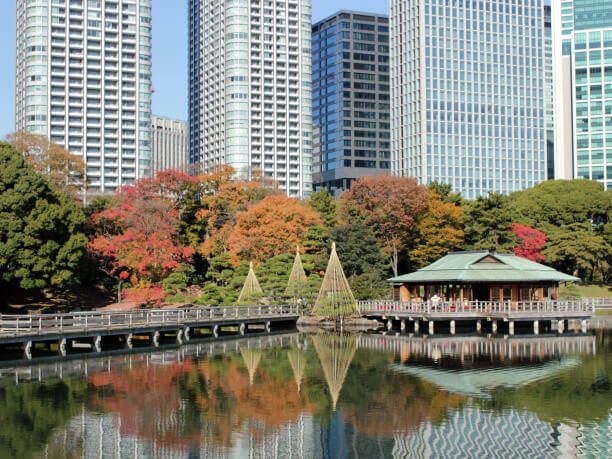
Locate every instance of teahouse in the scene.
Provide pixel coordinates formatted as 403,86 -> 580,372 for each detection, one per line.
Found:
388,251 -> 579,303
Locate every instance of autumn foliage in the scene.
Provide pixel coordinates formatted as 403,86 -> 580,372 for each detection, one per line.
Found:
510,223 -> 548,263
339,175 -> 430,276
226,196 -> 322,264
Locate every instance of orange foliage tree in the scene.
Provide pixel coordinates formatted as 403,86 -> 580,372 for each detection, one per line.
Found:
6,131 -> 86,198
339,175 -> 429,276
225,196 -> 322,264
407,192 -> 465,269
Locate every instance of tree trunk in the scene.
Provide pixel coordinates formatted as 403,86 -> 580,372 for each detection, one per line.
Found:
118,280 -> 123,303
392,240 -> 399,278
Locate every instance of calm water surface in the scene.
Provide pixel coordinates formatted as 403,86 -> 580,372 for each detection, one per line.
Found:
0,330 -> 610,458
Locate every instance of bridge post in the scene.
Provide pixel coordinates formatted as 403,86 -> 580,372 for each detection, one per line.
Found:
414,320 -> 419,333
581,319 -> 588,333
476,320 -> 482,332
450,320 -> 456,335
557,319 -> 564,334
24,341 -> 33,360
492,320 -> 498,334
266,321 -> 271,333
152,331 -> 160,347
387,319 -> 393,331
400,320 -> 406,332
240,323 -> 246,335
533,320 -> 539,335
213,325 -> 219,338
125,333 -> 133,349
428,321 -> 434,335
58,338 -> 67,356
509,321 -> 515,336
177,329 -> 184,345
184,327 -> 190,342
94,336 -> 102,352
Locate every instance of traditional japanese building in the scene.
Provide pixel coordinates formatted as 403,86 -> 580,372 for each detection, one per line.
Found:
388,251 -> 579,303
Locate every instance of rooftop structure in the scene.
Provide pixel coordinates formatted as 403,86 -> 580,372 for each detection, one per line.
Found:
388,251 -> 579,303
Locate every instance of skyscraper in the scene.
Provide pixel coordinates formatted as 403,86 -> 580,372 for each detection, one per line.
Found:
151,116 -> 188,174
312,11 -> 391,197
390,0 -> 550,199
189,0 -> 314,198
14,0 -> 153,194
552,0 -> 612,189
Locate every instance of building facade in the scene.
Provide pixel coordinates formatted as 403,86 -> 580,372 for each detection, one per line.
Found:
390,0 -> 551,199
552,0 -> 612,189
151,116 -> 188,173
188,0 -> 314,198
312,11 -> 391,197
14,0 -> 153,194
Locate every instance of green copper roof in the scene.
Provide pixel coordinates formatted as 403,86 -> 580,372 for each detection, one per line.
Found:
388,251 -> 580,284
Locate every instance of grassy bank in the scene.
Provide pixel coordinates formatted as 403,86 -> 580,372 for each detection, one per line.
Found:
559,283 -> 612,299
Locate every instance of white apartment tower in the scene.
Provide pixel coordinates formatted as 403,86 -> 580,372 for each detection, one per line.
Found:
151,116 -> 188,173
189,0 -> 313,198
15,0 -> 153,194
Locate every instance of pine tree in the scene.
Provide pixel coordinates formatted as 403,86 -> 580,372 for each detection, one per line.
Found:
312,242 -> 357,318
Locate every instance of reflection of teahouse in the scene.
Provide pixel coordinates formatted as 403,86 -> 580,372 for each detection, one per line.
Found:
388,251 -> 579,303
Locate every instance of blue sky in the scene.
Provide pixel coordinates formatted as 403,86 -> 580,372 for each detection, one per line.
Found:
0,1 -> 388,139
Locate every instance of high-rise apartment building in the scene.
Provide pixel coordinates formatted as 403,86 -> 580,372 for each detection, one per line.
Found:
151,116 -> 188,174
188,0 -> 314,198
312,11 -> 390,197
15,0 -> 153,194
552,0 -> 612,189
390,0 -> 550,199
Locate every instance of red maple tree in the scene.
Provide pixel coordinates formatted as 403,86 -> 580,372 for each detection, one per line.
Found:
510,223 -> 548,262
88,170 -> 196,303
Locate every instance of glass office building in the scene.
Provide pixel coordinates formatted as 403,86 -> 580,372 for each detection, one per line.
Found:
188,0 -> 314,198
14,0 -> 153,194
553,0 -> 612,189
312,11 -> 391,196
391,0 -> 551,199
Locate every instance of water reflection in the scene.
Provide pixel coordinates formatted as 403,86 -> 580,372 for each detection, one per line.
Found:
0,331 -> 609,458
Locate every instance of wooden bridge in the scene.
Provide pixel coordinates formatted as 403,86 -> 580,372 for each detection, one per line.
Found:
357,299 -> 596,335
0,305 -> 300,359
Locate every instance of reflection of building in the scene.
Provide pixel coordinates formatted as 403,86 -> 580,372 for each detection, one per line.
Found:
15,0 -> 153,193
312,11 -> 391,197
392,408 -> 582,458
151,116 -> 188,174
389,251 -> 579,303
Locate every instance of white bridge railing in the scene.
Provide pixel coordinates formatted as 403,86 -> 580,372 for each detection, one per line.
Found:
357,299 -> 596,316
0,305 -> 300,334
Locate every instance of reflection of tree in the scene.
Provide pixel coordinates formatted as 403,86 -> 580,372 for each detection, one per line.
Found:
88,361 -> 201,448
312,333 -> 358,410
240,348 -> 262,385
484,332 -> 612,425
288,348 -> 306,393
0,378 -> 87,458
343,374 -> 465,438
86,351 -> 317,451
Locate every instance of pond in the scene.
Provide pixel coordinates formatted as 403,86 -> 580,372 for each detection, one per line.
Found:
0,330 -> 610,458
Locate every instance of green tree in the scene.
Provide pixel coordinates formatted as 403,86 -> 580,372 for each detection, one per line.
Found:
510,180 -> 612,279
0,142 -> 88,289
327,223 -> 390,281
463,193 -> 514,252
428,181 -> 463,206
308,189 -> 338,227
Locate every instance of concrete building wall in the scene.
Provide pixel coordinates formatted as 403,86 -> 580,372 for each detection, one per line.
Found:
15,0 -> 153,194
151,116 -> 188,174
188,0 -> 314,198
